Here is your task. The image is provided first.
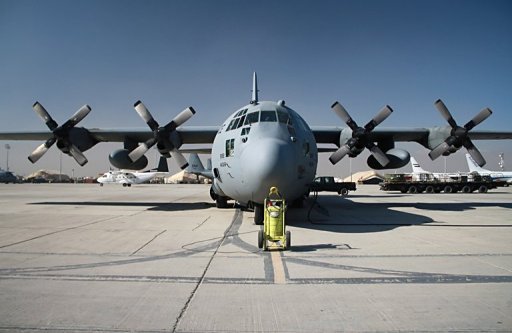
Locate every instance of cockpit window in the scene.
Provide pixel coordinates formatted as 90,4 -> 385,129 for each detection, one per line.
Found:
277,110 -> 291,124
260,111 -> 277,122
244,112 -> 259,125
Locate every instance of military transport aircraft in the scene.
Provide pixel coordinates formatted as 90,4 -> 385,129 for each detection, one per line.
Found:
186,153 -> 213,179
1,73 -> 511,224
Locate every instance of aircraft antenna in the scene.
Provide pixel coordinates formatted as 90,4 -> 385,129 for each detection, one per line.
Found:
251,72 -> 259,104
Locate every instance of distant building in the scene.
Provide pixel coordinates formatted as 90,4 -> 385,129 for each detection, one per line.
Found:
24,170 -> 71,183
343,171 -> 384,184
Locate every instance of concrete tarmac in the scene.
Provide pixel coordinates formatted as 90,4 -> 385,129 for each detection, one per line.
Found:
0,183 -> 511,332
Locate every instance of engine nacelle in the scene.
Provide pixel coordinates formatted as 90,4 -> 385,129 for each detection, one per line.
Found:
367,148 -> 410,169
109,149 -> 148,170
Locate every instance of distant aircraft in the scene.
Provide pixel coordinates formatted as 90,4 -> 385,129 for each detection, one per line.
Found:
1,72 -> 512,223
97,156 -> 168,187
409,156 -> 460,180
186,153 -> 213,179
0,169 -> 17,184
465,153 -> 512,185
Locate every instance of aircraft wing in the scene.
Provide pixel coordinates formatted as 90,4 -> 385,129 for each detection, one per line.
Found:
311,126 -> 512,146
0,127 -> 219,143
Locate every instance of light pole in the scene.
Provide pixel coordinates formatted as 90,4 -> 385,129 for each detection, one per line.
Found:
4,144 -> 10,171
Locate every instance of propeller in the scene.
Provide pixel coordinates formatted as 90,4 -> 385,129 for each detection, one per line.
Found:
428,99 -> 492,167
128,100 -> 195,169
28,102 -> 91,166
329,101 -> 393,167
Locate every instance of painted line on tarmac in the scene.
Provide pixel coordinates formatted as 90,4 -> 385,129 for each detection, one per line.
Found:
271,250 -> 286,284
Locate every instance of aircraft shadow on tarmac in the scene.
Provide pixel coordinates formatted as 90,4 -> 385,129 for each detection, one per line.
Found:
29,201 -> 216,211
289,194 -> 512,233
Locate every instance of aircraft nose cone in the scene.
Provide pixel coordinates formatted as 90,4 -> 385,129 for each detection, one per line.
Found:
242,138 -> 297,203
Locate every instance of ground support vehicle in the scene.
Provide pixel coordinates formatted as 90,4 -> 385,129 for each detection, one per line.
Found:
309,176 -> 356,196
380,173 -> 500,194
258,187 -> 290,251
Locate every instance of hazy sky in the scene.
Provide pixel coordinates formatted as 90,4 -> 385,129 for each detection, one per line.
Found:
1,0 -> 511,177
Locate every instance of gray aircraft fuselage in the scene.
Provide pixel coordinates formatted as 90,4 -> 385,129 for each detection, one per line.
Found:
211,100 -> 318,206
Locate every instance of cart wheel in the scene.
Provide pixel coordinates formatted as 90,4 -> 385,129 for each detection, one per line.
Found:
285,231 -> 291,250
258,230 -> 263,249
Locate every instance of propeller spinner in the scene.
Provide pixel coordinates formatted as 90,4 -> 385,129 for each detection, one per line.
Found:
28,102 -> 91,166
329,101 -> 393,167
428,99 -> 492,167
128,100 -> 195,169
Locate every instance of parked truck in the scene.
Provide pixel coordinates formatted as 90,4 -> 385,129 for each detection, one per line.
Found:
309,176 -> 356,196
380,173 -> 503,194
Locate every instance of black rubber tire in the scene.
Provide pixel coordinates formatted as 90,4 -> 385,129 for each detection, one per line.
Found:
216,196 -> 228,208
425,186 -> 434,193
258,230 -> 264,249
254,204 -> 264,225
444,185 -> 453,193
285,230 -> 291,250
478,185 -> 488,193
462,185 -> 471,193
408,186 -> 418,194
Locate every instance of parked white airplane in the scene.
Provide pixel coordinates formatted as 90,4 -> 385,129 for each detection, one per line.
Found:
1,72 -> 512,223
97,156 -> 168,187
410,156 -> 460,180
466,153 -> 512,185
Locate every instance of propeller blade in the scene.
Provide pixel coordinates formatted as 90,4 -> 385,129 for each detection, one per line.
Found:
128,139 -> 157,162
134,101 -> 159,131
434,99 -> 457,128
368,144 -> 390,166
329,145 -> 351,165
171,107 -> 196,128
428,140 -> 452,160
28,137 -> 56,163
68,144 -> 88,166
170,148 -> 189,169
464,108 -> 492,131
33,102 -> 58,131
463,139 -> 486,167
61,105 -> 92,130
365,105 -> 393,131
331,102 -> 358,130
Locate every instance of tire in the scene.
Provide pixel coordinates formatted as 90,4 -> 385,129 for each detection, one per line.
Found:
478,185 -> 488,193
425,186 -> 434,194
339,188 -> 349,196
462,185 -> 471,193
254,204 -> 264,225
408,186 -> 418,194
258,230 -> 264,249
285,230 -> 291,250
400,187 -> 407,193
444,185 -> 453,193
216,196 -> 228,208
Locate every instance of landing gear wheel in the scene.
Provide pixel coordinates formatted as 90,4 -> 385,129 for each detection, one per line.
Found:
285,230 -> 291,250
258,230 -> 264,249
254,204 -> 264,225
216,195 -> 228,208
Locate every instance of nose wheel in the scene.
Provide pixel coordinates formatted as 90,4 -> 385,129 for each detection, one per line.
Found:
254,204 -> 264,225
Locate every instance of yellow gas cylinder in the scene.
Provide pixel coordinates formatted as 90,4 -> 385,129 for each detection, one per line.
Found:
267,204 -> 283,237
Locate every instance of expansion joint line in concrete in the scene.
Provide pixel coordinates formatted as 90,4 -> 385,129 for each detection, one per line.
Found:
171,209 -> 242,332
